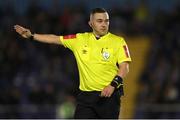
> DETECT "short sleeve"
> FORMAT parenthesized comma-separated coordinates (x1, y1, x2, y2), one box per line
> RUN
(117, 38, 132, 64)
(59, 34, 78, 51)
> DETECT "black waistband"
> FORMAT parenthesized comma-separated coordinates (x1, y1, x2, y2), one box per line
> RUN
(79, 90, 101, 95)
(79, 89, 120, 96)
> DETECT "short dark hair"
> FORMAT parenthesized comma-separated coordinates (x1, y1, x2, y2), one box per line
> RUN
(90, 8, 107, 15)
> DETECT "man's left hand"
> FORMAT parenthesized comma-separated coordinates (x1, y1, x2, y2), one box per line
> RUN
(100, 85, 115, 97)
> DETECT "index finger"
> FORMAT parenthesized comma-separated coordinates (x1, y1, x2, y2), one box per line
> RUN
(14, 25, 23, 30)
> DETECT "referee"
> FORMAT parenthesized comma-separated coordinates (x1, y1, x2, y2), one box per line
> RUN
(14, 8, 131, 119)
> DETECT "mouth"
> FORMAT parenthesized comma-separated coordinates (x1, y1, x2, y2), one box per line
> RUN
(100, 29, 106, 31)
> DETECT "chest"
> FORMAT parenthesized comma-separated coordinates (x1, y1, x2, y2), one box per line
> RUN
(75, 39, 118, 63)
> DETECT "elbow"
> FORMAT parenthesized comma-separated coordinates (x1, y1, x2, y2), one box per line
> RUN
(126, 63, 130, 74)
(122, 62, 130, 74)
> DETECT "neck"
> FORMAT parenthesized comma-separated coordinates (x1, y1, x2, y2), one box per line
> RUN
(93, 32, 108, 38)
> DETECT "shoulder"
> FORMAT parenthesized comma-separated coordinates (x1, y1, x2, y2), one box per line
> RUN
(77, 32, 92, 38)
(75, 32, 93, 42)
(108, 33, 125, 42)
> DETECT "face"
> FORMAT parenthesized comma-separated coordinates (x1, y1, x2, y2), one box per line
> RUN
(89, 12, 109, 37)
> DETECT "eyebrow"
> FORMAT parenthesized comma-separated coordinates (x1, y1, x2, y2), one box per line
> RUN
(96, 19, 109, 21)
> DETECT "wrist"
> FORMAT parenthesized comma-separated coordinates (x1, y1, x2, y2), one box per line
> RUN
(29, 33, 34, 40)
(110, 81, 118, 88)
(110, 75, 123, 89)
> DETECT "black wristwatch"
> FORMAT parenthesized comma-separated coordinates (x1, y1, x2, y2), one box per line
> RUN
(29, 34, 34, 40)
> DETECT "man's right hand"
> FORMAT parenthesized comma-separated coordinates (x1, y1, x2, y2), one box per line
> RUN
(14, 25, 32, 39)
(14, 24, 61, 45)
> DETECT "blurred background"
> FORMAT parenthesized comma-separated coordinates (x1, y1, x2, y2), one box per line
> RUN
(0, 0, 179, 119)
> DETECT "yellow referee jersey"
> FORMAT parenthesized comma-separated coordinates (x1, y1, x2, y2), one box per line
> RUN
(60, 32, 131, 91)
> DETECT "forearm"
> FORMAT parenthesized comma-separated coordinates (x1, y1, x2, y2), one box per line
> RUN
(117, 62, 129, 78)
(110, 62, 129, 88)
(14, 25, 61, 45)
(108, 62, 129, 96)
(33, 33, 60, 45)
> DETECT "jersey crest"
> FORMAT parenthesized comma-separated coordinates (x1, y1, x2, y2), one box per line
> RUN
(101, 48, 111, 61)
(102, 51, 110, 60)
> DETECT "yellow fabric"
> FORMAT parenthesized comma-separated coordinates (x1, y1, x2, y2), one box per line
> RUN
(60, 32, 131, 91)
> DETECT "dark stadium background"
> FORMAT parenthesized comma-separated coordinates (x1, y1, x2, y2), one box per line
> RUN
(0, 0, 179, 119)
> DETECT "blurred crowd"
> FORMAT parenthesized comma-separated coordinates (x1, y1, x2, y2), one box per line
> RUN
(0, 0, 179, 119)
(134, 4, 180, 119)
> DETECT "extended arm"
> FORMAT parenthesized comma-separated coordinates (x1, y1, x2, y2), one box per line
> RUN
(14, 25, 62, 45)
(101, 62, 130, 97)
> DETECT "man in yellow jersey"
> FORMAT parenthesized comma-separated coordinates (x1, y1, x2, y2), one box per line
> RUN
(14, 8, 131, 119)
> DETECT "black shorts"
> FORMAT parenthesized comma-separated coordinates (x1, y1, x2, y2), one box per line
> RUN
(74, 90, 121, 119)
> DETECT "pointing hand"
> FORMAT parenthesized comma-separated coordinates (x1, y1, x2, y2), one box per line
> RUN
(14, 25, 32, 39)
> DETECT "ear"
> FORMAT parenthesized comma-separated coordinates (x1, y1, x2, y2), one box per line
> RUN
(88, 21, 92, 27)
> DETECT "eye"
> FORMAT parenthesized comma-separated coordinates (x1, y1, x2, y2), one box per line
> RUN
(97, 19, 103, 23)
